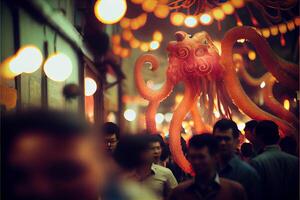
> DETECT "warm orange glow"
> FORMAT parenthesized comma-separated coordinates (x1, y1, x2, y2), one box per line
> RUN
(278, 24, 287, 34)
(129, 38, 140, 48)
(261, 28, 270, 38)
(94, 0, 127, 24)
(112, 45, 122, 55)
(150, 41, 160, 50)
(287, 21, 295, 31)
(199, 13, 212, 25)
(120, 48, 130, 58)
(130, 19, 140, 30)
(212, 8, 225, 21)
(142, 0, 158, 12)
(153, 30, 163, 42)
(270, 26, 279, 36)
(111, 35, 121, 44)
(248, 50, 256, 60)
(0, 56, 19, 79)
(295, 17, 300, 26)
(231, 0, 244, 8)
(122, 29, 133, 41)
(120, 18, 130, 28)
(184, 15, 197, 28)
(283, 99, 290, 110)
(140, 42, 149, 52)
(131, 0, 144, 4)
(170, 12, 185, 26)
(154, 4, 169, 19)
(137, 13, 148, 26)
(221, 2, 235, 15)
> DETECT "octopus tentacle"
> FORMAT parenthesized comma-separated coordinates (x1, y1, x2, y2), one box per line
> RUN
(238, 66, 271, 87)
(169, 82, 197, 174)
(262, 75, 299, 126)
(146, 101, 161, 133)
(221, 28, 296, 135)
(221, 26, 298, 90)
(134, 54, 174, 101)
(190, 101, 209, 133)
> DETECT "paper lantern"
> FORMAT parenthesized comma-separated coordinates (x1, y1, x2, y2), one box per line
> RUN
(294, 17, 300, 26)
(261, 28, 270, 38)
(142, 0, 158, 12)
(122, 29, 133, 41)
(212, 8, 225, 21)
(120, 18, 130, 28)
(154, 4, 169, 19)
(170, 12, 185, 26)
(221, 2, 234, 15)
(270, 26, 279, 36)
(153, 30, 163, 42)
(199, 13, 213, 25)
(44, 53, 73, 82)
(129, 38, 141, 48)
(94, 0, 127, 24)
(130, 19, 140, 30)
(231, 0, 244, 8)
(287, 21, 295, 31)
(278, 24, 287, 34)
(184, 15, 197, 28)
(137, 13, 148, 27)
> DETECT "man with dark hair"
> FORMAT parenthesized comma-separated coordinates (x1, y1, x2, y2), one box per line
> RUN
(169, 134, 247, 200)
(2, 109, 107, 200)
(149, 134, 164, 165)
(244, 120, 260, 154)
(240, 143, 254, 163)
(115, 134, 177, 200)
(250, 120, 299, 200)
(213, 119, 261, 200)
(102, 122, 120, 153)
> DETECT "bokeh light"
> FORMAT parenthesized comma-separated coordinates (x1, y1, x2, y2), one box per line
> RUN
(85, 77, 97, 96)
(44, 53, 73, 82)
(124, 109, 137, 121)
(199, 13, 212, 25)
(155, 113, 164, 124)
(94, 0, 127, 24)
(150, 41, 160, 50)
(283, 99, 290, 110)
(248, 50, 256, 60)
(212, 8, 225, 21)
(154, 4, 169, 19)
(153, 30, 163, 42)
(164, 113, 173, 122)
(260, 81, 266, 88)
(170, 12, 185, 26)
(184, 15, 197, 28)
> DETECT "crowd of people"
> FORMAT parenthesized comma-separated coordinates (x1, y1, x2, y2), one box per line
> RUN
(1, 109, 299, 200)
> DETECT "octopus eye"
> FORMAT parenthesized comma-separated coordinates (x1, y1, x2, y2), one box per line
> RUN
(202, 39, 208, 45)
(176, 47, 190, 59)
(195, 48, 205, 57)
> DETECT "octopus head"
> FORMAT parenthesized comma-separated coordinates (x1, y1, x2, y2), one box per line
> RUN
(166, 31, 223, 84)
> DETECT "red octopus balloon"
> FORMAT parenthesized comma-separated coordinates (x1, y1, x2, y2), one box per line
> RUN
(134, 26, 299, 174)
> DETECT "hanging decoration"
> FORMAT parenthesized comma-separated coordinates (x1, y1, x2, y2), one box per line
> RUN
(94, 0, 127, 24)
(134, 27, 298, 174)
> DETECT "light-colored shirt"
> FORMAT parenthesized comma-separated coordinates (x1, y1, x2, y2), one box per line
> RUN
(140, 164, 178, 199)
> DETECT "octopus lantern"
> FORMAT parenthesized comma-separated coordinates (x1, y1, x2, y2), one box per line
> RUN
(134, 26, 299, 174)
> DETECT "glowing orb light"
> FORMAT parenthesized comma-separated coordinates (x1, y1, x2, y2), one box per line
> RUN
(94, 0, 127, 24)
(150, 41, 160, 50)
(124, 109, 136, 121)
(44, 53, 73, 82)
(260, 81, 266, 88)
(155, 113, 164, 124)
(248, 50, 256, 60)
(199, 13, 212, 25)
(283, 99, 290, 110)
(164, 113, 173, 122)
(153, 30, 163, 42)
(154, 4, 169, 19)
(184, 15, 197, 28)
(85, 77, 97, 96)
(170, 12, 185, 26)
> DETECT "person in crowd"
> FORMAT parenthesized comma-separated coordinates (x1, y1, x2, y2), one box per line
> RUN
(240, 143, 254, 163)
(279, 136, 298, 156)
(213, 119, 261, 200)
(2, 109, 107, 200)
(244, 120, 261, 154)
(250, 120, 299, 200)
(102, 122, 120, 154)
(149, 134, 164, 165)
(115, 134, 178, 200)
(168, 134, 247, 200)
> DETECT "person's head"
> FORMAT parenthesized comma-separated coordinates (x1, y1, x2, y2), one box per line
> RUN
(148, 134, 164, 164)
(102, 122, 120, 153)
(2, 109, 106, 200)
(114, 134, 153, 170)
(279, 136, 298, 156)
(241, 143, 254, 158)
(255, 120, 280, 147)
(213, 119, 240, 158)
(188, 134, 219, 177)
(244, 120, 258, 144)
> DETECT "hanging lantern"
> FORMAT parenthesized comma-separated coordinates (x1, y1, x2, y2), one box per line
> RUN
(278, 24, 287, 34)
(270, 26, 279, 36)
(44, 53, 73, 82)
(129, 38, 141, 48)
(122, 29, 133, 41)
(199, 13, 213, 25)
(94, 0, 127, 24)
(154, 4, 170, 19)
(184, 15, 198, 28)
(170, 12, 185, 26)
(294, 17, 300, 26)
(137, 13, 148, 27)
(221, 2, 235, 15)
(248, 50, 256, 60)
(212, 8, 225, 21)
(142, 0, 158, 12)
(153, 30, 163, 42)
(261, 28, 270, 38)
(130, 19, 140, 30)
(231, 0, 244, 8)
(120, 18, 130, 28)
(287, 21, 295, 31)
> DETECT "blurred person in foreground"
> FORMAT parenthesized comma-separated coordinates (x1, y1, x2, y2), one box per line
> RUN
(213, 119, 261, 200)
(115, 134, 178, 200)
(168, 134, 247, 200)
(240, 143, 254, 163)
(250, 120, 299, 200)
(2, 109, 107, 200)
(102, 122, 120, 154)
(279, 136, 298, 156)
(244, 120, 261, 154)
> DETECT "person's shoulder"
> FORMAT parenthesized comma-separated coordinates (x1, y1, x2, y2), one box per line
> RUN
(172, 180, 194, 191)
(234, 157, 258, 175)
(152, 164, 174, 175)
(220, 178, 244, 191)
